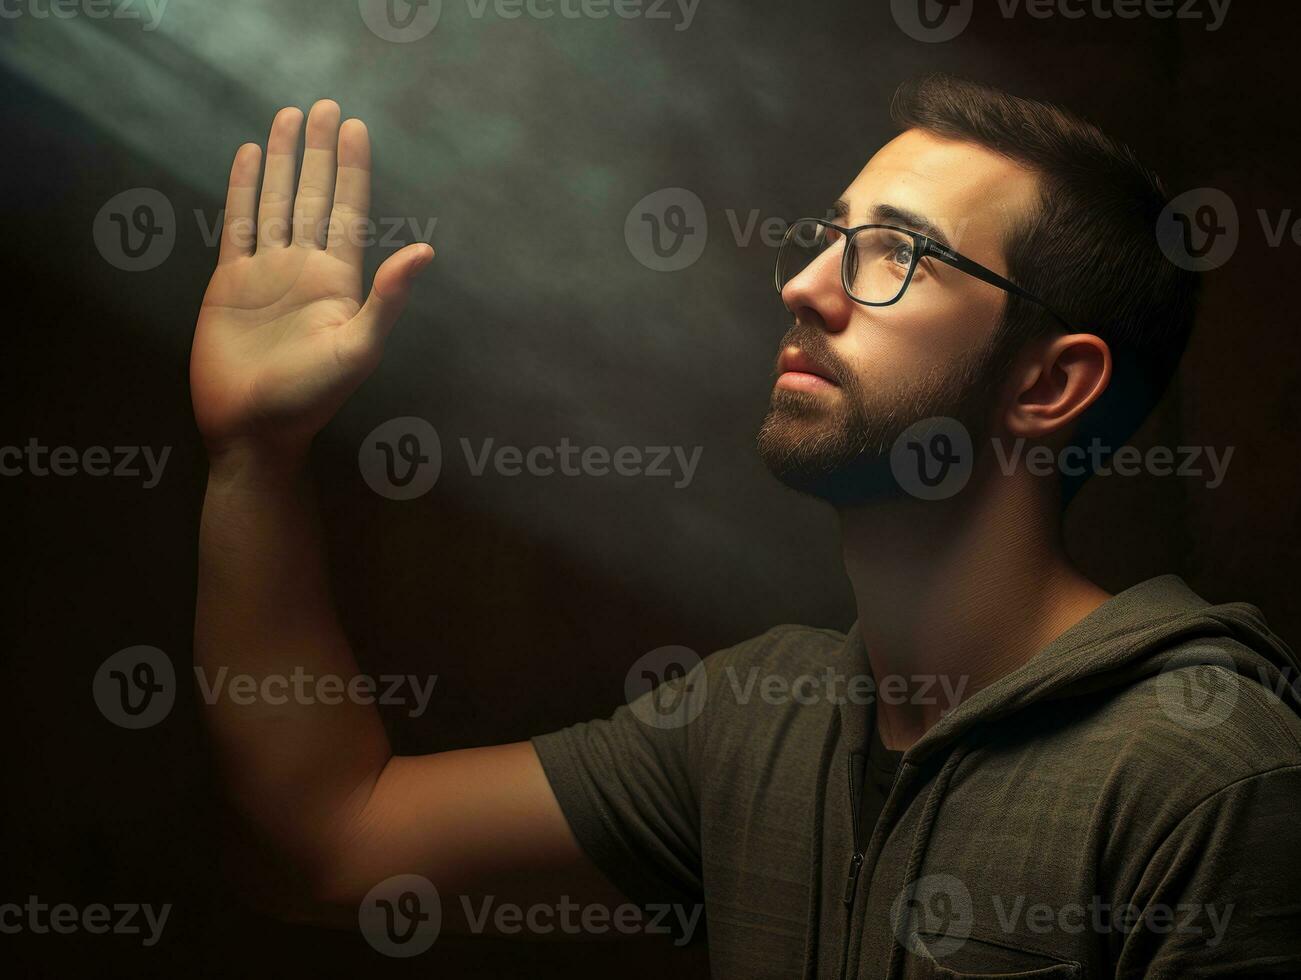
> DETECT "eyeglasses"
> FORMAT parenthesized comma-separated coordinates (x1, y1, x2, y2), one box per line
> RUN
(775, 218, 1072, 329)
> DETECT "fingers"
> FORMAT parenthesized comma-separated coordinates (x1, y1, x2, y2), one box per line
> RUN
(326, 118, 372, 270)
(349, 243, 435, 349)
(256, 107, 303, 249)
(292, 100, 341, 249)
(218, 142, 261, 264)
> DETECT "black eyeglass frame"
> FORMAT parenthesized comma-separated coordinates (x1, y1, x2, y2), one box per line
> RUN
(776, 218, 1073, 330)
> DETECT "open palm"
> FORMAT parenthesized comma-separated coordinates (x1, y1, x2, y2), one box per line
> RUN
(191, 100, 433, 459)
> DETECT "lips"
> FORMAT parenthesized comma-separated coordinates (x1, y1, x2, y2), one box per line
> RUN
(777, 347, 841, 386)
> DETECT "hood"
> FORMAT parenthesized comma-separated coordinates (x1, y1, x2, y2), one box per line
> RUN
(837, 573, 1301, 765)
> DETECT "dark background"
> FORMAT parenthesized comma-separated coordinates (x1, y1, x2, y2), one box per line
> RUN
(4, 0, 1299, 975)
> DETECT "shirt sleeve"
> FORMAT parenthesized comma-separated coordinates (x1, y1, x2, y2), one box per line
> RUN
(530, 654, 709, 919)
(1116, 764, 1301, 978)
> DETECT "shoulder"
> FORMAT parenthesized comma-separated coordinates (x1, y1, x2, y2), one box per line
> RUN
(695, 623, 853, 722)
(1101, 639, 1301, 779)
(1069, 638, 1301, 858)
(685, 624, 849, 767)
(701, 622, 849, 679)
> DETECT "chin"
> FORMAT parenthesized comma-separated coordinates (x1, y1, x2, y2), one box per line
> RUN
(756, 400, 898, 506)
(760, 448, 902, 506)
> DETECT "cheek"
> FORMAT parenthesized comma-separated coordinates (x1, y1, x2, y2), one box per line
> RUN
(841, 293, 996, 382)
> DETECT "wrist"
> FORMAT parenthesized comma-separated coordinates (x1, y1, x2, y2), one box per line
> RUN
(205, 438, 311, 491)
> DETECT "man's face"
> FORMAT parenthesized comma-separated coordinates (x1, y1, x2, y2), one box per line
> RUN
(757, 128, 1043, 504)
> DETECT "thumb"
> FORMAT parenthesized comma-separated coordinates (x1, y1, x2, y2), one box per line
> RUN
(354, 242, 434, 343)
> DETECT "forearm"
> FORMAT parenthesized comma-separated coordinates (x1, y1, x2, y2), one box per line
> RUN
(195, 446, 390, 885)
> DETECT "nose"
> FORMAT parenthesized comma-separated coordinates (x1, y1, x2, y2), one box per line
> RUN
(779, 238, 854, 335)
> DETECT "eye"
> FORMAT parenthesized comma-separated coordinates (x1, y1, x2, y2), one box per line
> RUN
(887, 240, 914, 267)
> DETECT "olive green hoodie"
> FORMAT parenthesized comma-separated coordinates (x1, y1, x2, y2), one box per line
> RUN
(533, 575, 1301, 978)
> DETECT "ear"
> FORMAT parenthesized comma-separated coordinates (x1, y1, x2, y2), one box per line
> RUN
(1002, 332, 1112, 439)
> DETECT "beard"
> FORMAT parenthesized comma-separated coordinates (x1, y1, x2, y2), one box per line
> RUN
(756, 322, 1012, 506)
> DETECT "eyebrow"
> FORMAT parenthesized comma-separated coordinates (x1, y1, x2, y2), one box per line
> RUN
(831, 198, 954, 250)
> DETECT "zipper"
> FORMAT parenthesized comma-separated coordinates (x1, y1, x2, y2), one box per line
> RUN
(841, 852, 864, 904)
(839, 754, 907, 980)
(838, 751, 866, 980)
(842, 751, 865, 906)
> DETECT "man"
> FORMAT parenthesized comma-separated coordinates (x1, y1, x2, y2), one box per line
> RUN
(190, 75, 1301, 977)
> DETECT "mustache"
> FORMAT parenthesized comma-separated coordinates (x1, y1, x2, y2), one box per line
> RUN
(776, 322, 850, 387)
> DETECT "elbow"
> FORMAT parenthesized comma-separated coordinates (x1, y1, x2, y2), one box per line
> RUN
(218, 838, 365, 930)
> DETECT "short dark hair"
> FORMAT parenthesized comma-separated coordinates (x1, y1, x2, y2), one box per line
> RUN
(891, 74, 1201, 501)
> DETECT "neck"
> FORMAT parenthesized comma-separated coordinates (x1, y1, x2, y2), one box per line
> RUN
(838, 471, 1110, 752)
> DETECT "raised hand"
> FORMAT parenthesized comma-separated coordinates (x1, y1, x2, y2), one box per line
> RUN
(190, 99, 433, 464)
